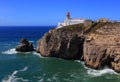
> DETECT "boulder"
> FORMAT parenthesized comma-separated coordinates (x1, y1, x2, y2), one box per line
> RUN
(16, 38, 34, 52)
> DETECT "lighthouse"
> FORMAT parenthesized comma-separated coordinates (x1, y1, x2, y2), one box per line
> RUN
(57, 12, 86, 28)
(65, 12, 70, 25)
(66, 12, 70, 20)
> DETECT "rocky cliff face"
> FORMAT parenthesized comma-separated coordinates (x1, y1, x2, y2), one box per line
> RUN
(84, 22, 120, 72)
(37, 22, 120, 73)
(36, 26, 85, 60)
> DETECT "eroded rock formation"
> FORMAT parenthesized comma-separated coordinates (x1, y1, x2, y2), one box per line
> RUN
(36, 28, 84, 60)
(84, 22, 120, 71)
(16, 38, 34, 52)
(37, 22, 120, 73)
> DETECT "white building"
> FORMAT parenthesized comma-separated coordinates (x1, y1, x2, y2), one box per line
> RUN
(58, 12, 86, 28)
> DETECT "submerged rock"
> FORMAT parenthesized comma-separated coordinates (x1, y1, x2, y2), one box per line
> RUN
(16, 38, 34, 52)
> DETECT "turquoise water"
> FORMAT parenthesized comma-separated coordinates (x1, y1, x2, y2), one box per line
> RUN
(0, 26, 120, 82)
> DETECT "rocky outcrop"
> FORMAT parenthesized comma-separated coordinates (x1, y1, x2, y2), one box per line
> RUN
(84, 44, 111, 69)
(84, 22, 120, 71)
(36, 28, 84, 60)
(37, 22, 120, 73)
(16, 38, 34, 52)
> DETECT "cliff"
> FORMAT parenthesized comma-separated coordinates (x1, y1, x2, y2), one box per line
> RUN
(36, 24, 85, 60)
(36, 22, 120, 73)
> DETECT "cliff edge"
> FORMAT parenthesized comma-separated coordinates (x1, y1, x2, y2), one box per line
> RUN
(36, 22, 120, 73)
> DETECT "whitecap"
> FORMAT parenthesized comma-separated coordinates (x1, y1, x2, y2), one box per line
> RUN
(47, 78, 52, 82)
(75, 60, 81, 63)
(19, 66, 28, 72)
(38, 78, 44, 82)
(2, 48, 17, 55)
(86, 67, 118, 77)
(63, 78, 73, 82)
(2, 66, 28, 82)
(2, 48, 36, 55)
(74, 60, 85, 65)
(2, 77, 28, 82)
(29, 41, 34, 43)
(33, 52, 45, 58)
(76, 61, 120, 77)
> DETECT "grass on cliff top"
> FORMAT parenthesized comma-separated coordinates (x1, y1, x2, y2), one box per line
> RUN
(57, 22, 120, 33)
(89, 22, 107, 33)
(58, 23, 91, 32)
(62, 24, 84, 31)
(89, 22, 120, 33)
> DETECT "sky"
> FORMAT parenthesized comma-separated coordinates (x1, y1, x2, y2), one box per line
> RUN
(0, 0, 120, 26)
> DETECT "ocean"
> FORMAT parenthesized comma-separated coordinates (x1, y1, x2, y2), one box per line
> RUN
(0, 26, 120, 82)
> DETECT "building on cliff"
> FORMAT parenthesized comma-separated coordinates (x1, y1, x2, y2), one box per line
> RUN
(58, 12, 86, 28)
(97, 18, 109, 23)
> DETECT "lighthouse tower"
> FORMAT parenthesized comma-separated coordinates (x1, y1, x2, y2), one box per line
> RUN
(65, 12, 70, 26)
(66, 12, 70, 20)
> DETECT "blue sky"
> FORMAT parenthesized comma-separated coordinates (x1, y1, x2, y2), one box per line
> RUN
(0, 0, 120, 26)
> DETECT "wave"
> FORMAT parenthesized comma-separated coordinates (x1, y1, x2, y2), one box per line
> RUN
(33, 52, 45, 58)
(75, 60, 81, 63)
(2, 48, 17, 55)
(29, 41, 34, 43)
(86, 67, 118, 77)
(83, 64, 120, 77)
(75, 60, 85, 65)
(2, 66, 28, 82)
(2, 48, 35, 55)
(75, 60, 120, 77)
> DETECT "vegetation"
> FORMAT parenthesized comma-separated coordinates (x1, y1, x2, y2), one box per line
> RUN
(89, 22, 107, 33)
(57, 21, 120, 34)
(61, 23, 84, 31)
(58, 23, 91, 32)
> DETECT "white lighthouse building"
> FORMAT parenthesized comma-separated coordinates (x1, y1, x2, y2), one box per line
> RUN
(58, 12, 86, 27)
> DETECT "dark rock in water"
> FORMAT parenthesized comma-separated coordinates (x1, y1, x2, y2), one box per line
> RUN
(16, 38, 34, 52)
(20, 38, 29, 45)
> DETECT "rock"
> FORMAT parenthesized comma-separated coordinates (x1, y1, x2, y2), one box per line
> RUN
(83, 20, 93, 27)
(83, 22, 120, 71)
(36, 29, 84, 60)
(110, 49, 120, 73)
(84, 43, 111, 69)
(16, 38, 34, 52)
(37, 22, 120, 73)
(20, 38, 29, 45)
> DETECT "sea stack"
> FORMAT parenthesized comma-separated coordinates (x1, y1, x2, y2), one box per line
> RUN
(16, 38, 34, 52)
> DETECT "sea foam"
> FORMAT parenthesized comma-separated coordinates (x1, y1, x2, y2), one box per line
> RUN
(2, 66, 28, 82)
(2, 48, 35, 55)
(87, 67, 117, 77)
(33, 52, 45, 58)
(83, 65, 120, 77)
(2, 48, 17, 55)
(75, 60, 120, 77)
